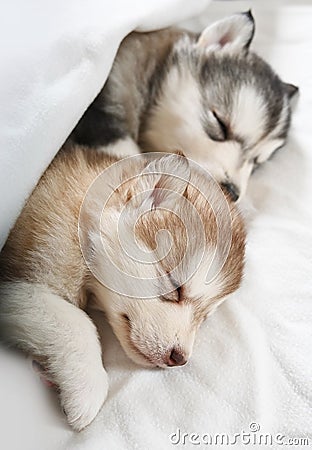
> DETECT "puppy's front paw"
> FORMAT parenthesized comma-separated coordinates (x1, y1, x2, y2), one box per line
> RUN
(60, 368, 109, 432)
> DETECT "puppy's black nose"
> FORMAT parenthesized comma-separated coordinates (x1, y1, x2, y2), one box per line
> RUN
(221, 182, 240, 202)
(167, 348, 187, 367)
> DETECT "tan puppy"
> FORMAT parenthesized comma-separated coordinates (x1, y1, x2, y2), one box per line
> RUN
(0, 144, 245, 430)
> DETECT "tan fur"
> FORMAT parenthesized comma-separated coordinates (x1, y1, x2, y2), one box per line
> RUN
(0, 147, 245, 334)
(0, 146, 117, 307)
(0, 144, 245, 430)
(135, 181, 245, 307)
(0, 143, 245, 333)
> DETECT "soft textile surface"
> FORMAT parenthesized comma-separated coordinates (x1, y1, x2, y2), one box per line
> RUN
(1, 1, 311, 449)
(0, 0, 210, 250)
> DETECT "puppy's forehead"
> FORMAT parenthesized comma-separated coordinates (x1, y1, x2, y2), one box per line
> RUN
(231, 85, 267, 146)
(199, 52, 287, 145)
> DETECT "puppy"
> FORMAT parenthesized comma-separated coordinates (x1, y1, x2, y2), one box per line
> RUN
(0, 145, 245, 430)
(72, 11, 298, 202)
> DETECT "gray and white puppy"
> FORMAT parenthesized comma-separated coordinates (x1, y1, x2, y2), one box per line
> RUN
(72, 11, 298, 201)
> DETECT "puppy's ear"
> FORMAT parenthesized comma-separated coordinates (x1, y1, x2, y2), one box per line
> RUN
(197, 11, 255, 54)
(131, 153, 190, 211)
(283, 82, 299, 100)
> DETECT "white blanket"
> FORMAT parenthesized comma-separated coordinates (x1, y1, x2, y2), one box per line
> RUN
(0, 0, 210, 250)
(1, 1, 311, 449)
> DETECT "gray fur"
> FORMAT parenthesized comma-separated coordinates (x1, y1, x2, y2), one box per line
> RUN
(71, 13, 297, 199)
(73, 29, 185, 146)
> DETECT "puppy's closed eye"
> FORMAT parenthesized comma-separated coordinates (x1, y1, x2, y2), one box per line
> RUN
(212, 111, 228, 141)
(204, 111, 229, 142)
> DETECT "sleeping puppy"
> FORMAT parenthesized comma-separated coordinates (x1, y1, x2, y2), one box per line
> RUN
(72, 11, 298, 201)
(0, 146, 245, 430)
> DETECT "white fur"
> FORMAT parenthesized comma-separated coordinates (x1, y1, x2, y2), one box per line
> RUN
(0, 282, 108, 431)
(249, 96, 289, 164)
(98, 136, 140, 158)
(197, 13, 254, 54)
(89, 246, 224, 368)
(92, 280, 198, 368)
(142, 66, 205, 154)
(252, 138, 284, 165)
(232, 85, 267, 147)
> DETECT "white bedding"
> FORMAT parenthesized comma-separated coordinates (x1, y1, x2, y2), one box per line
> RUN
(1, 1, 311, 449)
(0, 0, 210, 250)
